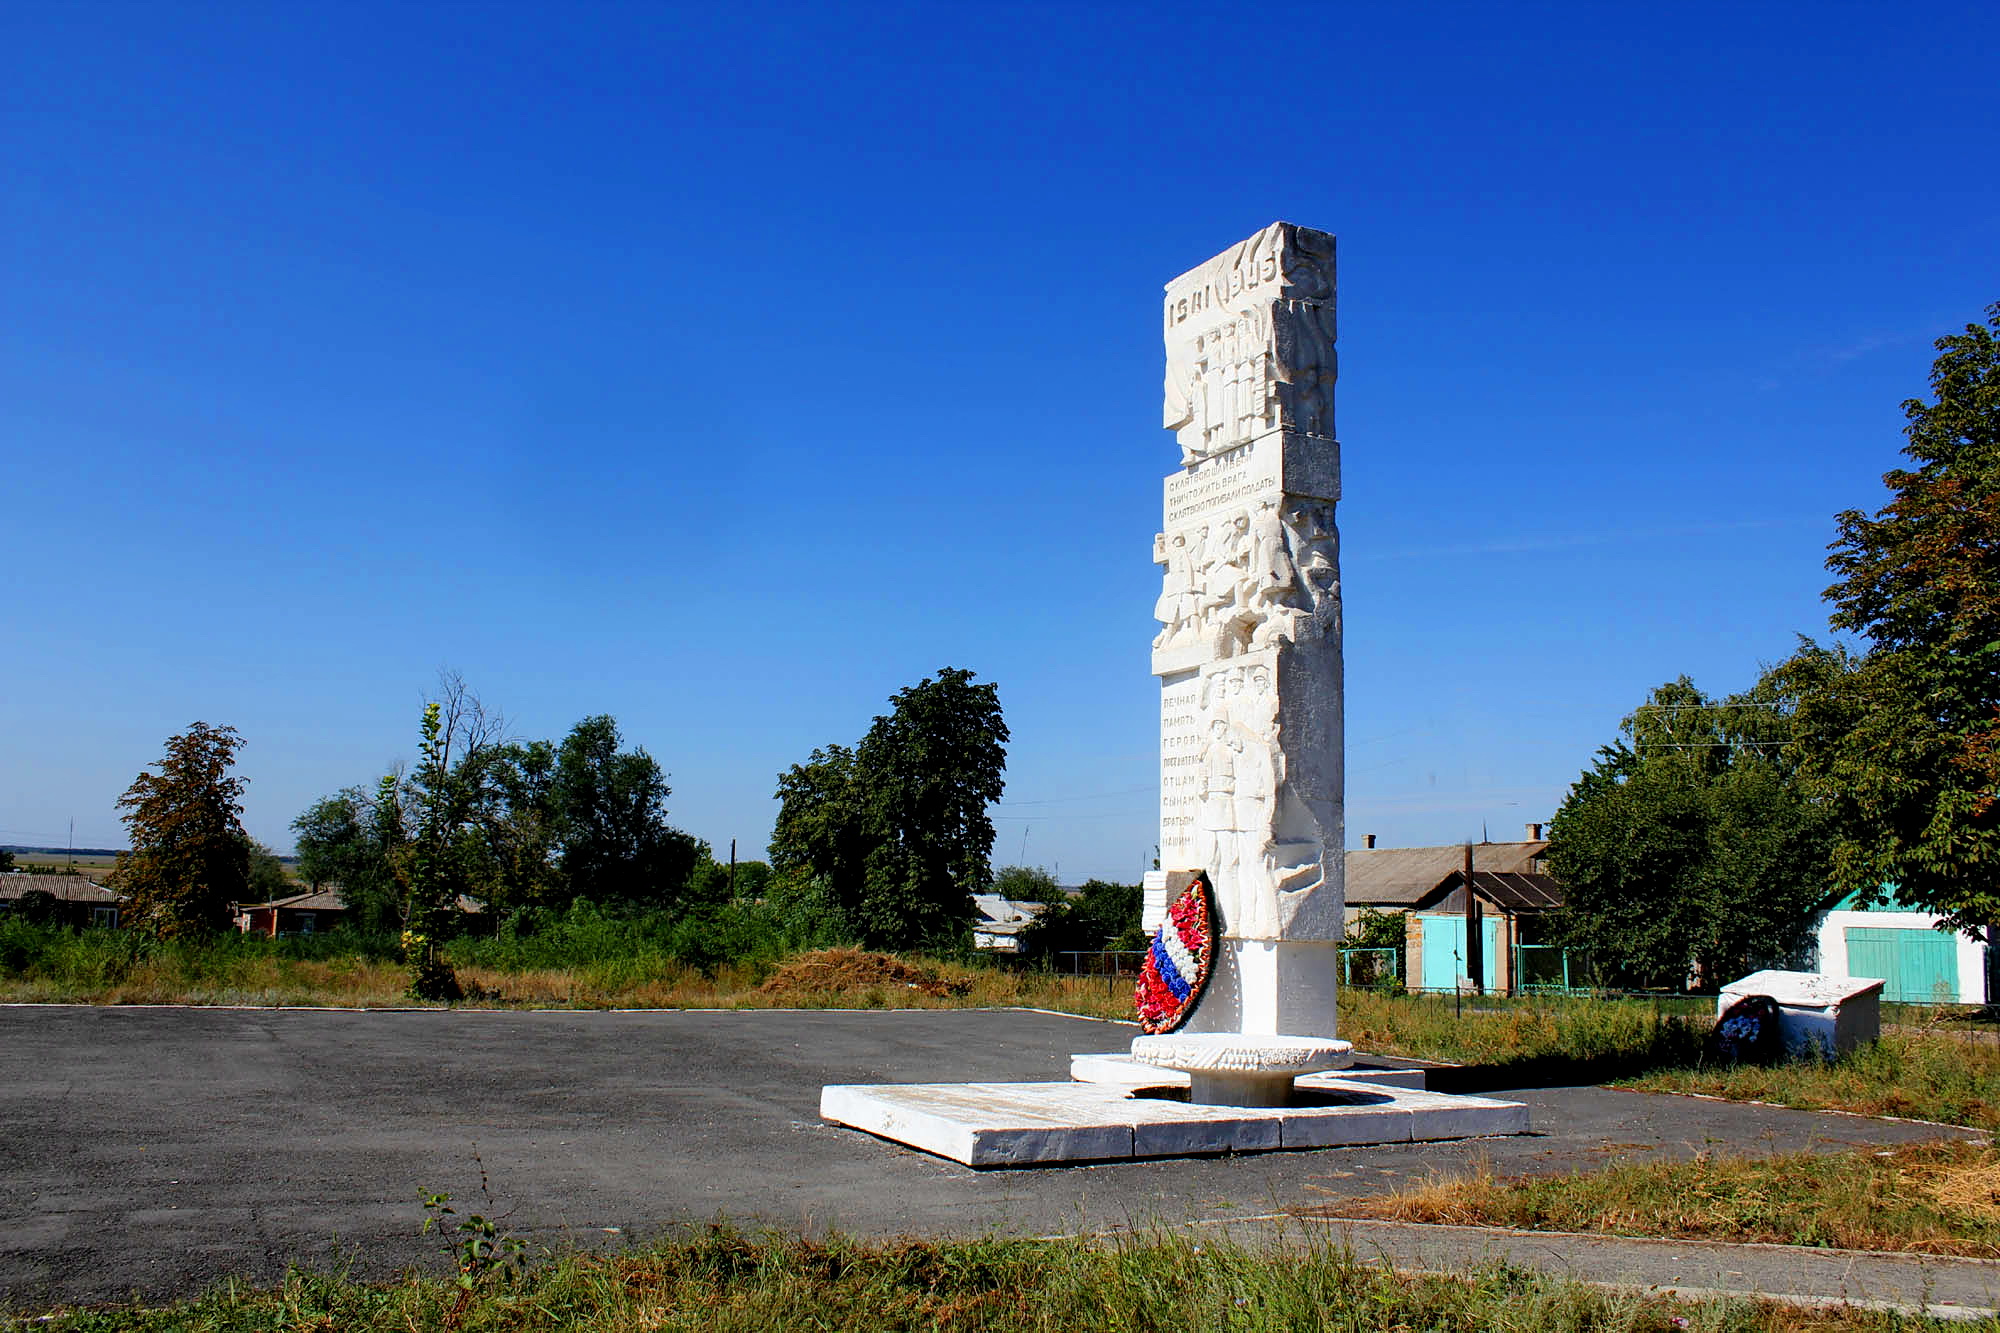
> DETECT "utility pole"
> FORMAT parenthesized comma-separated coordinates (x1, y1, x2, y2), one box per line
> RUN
(728, 839, 737, 898)
(1463, 841, 1483, 996)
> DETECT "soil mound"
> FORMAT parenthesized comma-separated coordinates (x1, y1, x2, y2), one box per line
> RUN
(760, 948, 971, 998)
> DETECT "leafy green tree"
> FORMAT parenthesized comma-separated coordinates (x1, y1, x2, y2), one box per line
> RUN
(1548, 676, 1829, 989)
(291, 786, 405, 930)
(13, 888, 60, 925)
(687, 853, 771, 908)
(770, 668, 1009, 952)
(1021, 878, 1143, 957)
(1786, 302, 2000, 931)
(547, 715, 700, 906)
(770, 743, 870, 938)
(110, 722, 250, 937)
(1340, 907, 1407, 951)
(990, 865, 1061, 904)
(243, 839, 292, 901)
(0, 849, 14, 874)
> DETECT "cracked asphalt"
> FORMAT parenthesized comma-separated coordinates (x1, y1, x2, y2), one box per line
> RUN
(0, 1005, 1980, 1310)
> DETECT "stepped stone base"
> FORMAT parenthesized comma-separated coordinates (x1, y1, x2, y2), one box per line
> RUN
(819, 1077, 1528, 1168)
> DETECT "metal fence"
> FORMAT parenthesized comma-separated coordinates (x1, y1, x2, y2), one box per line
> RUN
(1338, 946, 1400, 989)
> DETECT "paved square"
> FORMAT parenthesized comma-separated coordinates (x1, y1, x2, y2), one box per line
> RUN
(0, 1006, 1977, 1308)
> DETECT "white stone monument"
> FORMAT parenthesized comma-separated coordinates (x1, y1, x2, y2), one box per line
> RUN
(817, 224, 1528, 1164)
(1146, 221, 1345, 1043)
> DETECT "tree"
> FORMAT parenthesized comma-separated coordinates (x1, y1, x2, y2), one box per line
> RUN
(0, 849, 14, 874)
(1547, 676, 1829, 989)
(395, 674, 510, 998)
(13, 889, 59, 925)
(291, 786, 405, 930)
(769, 668, 1009, 952)
(547, 715, 701, 906)
(1787, 303, 2000, 931)
(990, 865, 1061, 904)
(770, 743, 870, 938)
(110, 722, 250, 937)
(243, 839, 292, 902)
(1021, 878, 1144, 957)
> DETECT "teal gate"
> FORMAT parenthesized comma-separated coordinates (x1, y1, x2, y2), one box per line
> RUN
(1845, 926, 1959, 1004)
(1420, 915, 1498, 991)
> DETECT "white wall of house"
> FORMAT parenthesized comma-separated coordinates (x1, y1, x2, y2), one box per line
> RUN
(1813, 908, 1987, 1004)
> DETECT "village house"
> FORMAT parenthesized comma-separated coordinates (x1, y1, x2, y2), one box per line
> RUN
(0, 873, 125, 928)
(1342, 829, 1568, 994)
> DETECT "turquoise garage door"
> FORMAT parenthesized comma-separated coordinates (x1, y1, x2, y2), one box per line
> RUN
(1421, 916, 1499, 991)
(1845, 926, 1959, 1004)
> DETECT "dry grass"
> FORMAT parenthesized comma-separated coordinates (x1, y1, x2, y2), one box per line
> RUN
(0, 938, 1139, 1019)
(1323, 1141, 2000, 1257)
(760, 947, 972, 997)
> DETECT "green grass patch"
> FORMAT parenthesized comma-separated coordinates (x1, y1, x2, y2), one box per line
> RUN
(1624, 1031, 2000, 1130)
(1326, 1140, 2000, 1258)
(1, 1227, 1952, 1332)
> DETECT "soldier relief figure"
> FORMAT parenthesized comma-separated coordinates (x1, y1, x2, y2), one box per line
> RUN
(1152, 499, 1337, 660)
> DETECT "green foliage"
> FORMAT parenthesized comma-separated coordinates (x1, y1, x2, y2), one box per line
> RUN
(688, 853, 772, 908)
(1785, 302, 2000, 930)
(15, 1224, 1883, 1333)
(290, 787, 404, 930)
(0, 914, 402, 997)
(398, 697, 490, 1001)
(1341, 906, 1407, 950)
(295, 686, 708, 929)
(770, 668, 1009, 953)
(990, 864, 1061, 904)
(0, 848, 13, 873)
(11, 888, 61, 925)
(1547, 674, 1829, 989)
(110, 722, 250, 938)
(241, 839, 291, 901)
(419, 1191, 529, 1290)
(1021, 879, 1145, 957)
(546, 714, 702, 907)
(1634, 1027, 2000, 1131)
(449, 897, 803, 977)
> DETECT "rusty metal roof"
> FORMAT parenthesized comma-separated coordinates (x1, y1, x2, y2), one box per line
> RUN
(1413, 870, 1566, 915)
(239, 889, 347, 913)
(1343, 842, 1549, 905)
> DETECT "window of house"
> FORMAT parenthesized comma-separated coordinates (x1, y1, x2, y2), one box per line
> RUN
(92, 907, 119, 929)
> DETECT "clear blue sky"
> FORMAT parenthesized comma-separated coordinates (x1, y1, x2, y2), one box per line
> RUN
(4, 3, 1995, 881)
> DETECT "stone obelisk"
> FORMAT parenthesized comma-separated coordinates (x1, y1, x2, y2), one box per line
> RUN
(1149, 222, 1343, 1041)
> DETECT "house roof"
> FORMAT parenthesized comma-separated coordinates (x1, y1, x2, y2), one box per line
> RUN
(1412, 870, 1566, 915)
(0, 874, 123, 905)
(240, 889, 347, 913)
(972, 893, 1047, 926)
(1343, 842, 1549, 905)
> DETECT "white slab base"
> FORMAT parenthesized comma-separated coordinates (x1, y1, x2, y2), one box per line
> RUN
(1069, 1051, 1428, 1091)
(819, 1078, 1529, 1168)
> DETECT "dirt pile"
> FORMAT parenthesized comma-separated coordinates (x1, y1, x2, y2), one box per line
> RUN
(760, 949, 971, 998)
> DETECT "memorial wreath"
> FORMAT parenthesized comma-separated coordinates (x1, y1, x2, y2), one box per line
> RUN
(1135, 872, 1215, 1034)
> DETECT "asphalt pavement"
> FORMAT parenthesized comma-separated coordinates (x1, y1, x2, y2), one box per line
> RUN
(0, 1005, 1985, 1311)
